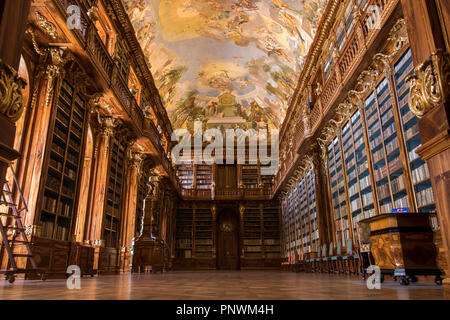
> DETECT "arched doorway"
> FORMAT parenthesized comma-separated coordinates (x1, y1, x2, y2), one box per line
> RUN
(216, 207, 240, 270)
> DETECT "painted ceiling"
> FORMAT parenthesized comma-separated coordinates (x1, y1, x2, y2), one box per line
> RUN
(123, 0, 327, 131)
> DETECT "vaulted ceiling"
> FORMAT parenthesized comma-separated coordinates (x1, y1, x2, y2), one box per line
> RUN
(123, 0, 326, 132)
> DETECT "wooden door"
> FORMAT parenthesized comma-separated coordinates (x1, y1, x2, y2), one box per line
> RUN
(216, 165, 237, 190)
(217, 209, 239, 270)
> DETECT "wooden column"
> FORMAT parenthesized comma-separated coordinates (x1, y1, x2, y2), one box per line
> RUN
(84, 115, 118, 269)
(401, 0, 450, 295)
(119, 151, 144, 272)
(18, 58, 66, 231)
(0, 0, 31, 191)
(313, 149, 333, 248)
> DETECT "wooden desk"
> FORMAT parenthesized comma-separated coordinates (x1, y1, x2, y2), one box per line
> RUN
(361, 213, 442, 285)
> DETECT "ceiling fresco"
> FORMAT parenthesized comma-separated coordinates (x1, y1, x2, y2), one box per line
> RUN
(123, 0, 327, 132)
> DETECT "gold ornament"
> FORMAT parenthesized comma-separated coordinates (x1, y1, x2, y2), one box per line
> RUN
(0, 59, 27, 122)
(407, 50, 450, 118)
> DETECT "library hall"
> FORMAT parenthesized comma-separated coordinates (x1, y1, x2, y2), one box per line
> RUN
(0, 0, 450, 303)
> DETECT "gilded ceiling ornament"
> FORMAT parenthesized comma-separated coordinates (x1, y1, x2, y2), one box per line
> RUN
(36, 12, 58, 40)
(0, 59, 27, 122)
(406, 50, 450, 118)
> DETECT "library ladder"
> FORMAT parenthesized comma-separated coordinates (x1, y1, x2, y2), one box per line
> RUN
(0, 165, 44, 283)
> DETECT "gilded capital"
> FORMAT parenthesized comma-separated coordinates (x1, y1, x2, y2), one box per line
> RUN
(407, 50, 450, 118)
(0, 59, 27, 122)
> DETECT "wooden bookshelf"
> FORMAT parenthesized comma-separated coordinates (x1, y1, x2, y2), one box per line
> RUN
(241, 165, 259, 188)
(243, 206, 262, 258)
(175, 207, 193, 259)
(103, 138, 125, 249)
(263, 206, 280, 259)
(195, 164, 213, 190)
(321, 47, 438, 247)
(194, 208, 213, 258)
(393, 48, 436, 213)
(341, 110, 376, 237)
(38, 79, 87, 242)
(178, 162, 194, 189)
(327, 137, 350, 244)
(306, 169, 319, 250)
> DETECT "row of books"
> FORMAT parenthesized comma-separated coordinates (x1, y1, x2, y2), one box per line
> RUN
(49, 158, 63, 171)
(408, 147, 420, 162)
(394, 196, 409, 209)
(65, 167, 77, 179)
(68, 138, 81, 152)
(46, 175, 60, 191)
(55, 224, 70, 241)
(245, 246, 262, 252)
(412, 164, 430, 184)
(391, 174, 406, 194)
(348, 184, 358, 198)
(335, 218, 350, 231)
(40, 221, 55, 238)
(52, 143, 65, 157)
(56, 112, 69, 127)
(373, 147, 384, 164)
(43, 196, 57, 213)
(195, 239, 212, 245)
(350, 199, 360, 213)
(62, 184, 74, 198)
(57, 201, 71, 217)
(402, 109, 416, 125)
(362, 192, 374, 207)
(54, 126, 68, 141)
(385, 137, 400, 155)
(377, 182, 390, 200)
(67, 151, 78, 165)
(416, 187, 435, 207)
(383, 121, 397, 140)
(404, 123, 420, 141)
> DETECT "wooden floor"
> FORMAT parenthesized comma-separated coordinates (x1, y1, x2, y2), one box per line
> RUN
(0, 271, 443, 300)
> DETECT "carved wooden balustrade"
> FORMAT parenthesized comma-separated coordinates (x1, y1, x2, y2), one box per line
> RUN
(180, 186, 272, 201)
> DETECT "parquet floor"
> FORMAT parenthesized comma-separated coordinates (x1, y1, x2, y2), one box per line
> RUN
(0, 271, 443, 300)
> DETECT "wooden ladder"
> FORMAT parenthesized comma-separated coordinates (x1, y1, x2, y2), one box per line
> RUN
(0, 165, 43, 283)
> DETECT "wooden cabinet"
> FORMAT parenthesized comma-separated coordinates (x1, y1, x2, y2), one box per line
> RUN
(98, 247, 119, 274)
(362, 213, 442, 284)
(69, 243, 95, 277)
